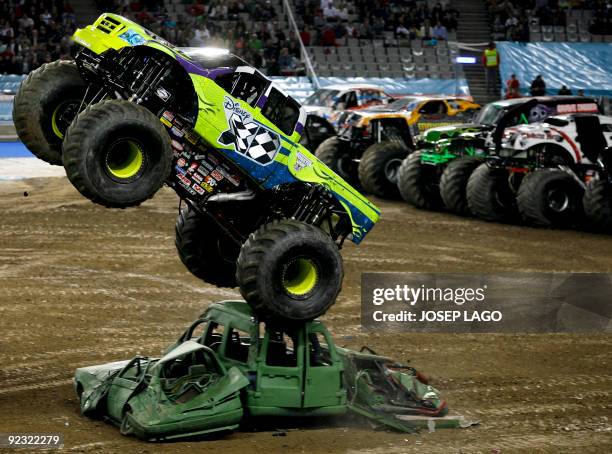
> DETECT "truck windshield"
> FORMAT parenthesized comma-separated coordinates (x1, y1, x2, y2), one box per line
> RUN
(304, 89, 340, 106)
(261, 87, 300, 135)
(387, 97, 418, 111)
(474, 103, 505, 125)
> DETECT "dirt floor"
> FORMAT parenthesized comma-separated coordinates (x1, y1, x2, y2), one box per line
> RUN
(0, 177, 611, 453)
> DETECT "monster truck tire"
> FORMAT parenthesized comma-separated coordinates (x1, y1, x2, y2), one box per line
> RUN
(517, 169, 584, 227)
(467, 163, 517, 222)
(63, 99, 172, 208)
(583, 179, 612, 229)
(358, 141, 410, 198)
(315, 136, 355, 182)
(236, 219, 343, 322)
(397, 152, 442, 209)
(175, 207, 239, 287)
(13, 60, 86, 165)
(439, 156, 483, 215)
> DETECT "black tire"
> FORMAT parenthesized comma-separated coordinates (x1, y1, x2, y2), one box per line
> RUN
(439, 156, 483, 215)
(358, 141, 410, 198)
(13, 60, 86, 165)
(517, 169, 584, 227)
(175, 207, 239, 287)
(583, 178, 612, 229)
(315, 136, 355, 182)
(302, 115, 336, 152)
(397, 152, 443, 209)
(467, 163, 517, 222)
(63, 99, 173, 208)
(236, 219, 343, 321)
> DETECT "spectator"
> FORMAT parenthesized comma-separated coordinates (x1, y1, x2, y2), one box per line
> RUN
(278, 47, 297, 74)
(530, 75, 546, 96)
(558, 85, 572, 95)
(505, 73, 521, 98)
(432, 22, 447, 40)
(482, 42, 500, 95)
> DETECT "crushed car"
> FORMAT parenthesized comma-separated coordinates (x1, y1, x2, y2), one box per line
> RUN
(12, 13, 381, 322)
(315, 96, 480, 198)
(75, 301, 470, 441)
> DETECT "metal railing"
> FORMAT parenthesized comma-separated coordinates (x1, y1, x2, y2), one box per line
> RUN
(281, 0, 320, 89)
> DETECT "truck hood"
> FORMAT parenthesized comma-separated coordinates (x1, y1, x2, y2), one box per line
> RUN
(422, 123, 488, 142)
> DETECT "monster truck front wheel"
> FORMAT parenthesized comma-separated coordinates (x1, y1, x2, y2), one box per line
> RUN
(175, 207, 239, 287)
(236, 219, 343, 321)
(397, 152, 443, 209)
(467, 163, 517, 222)
(315, 136, 355, 182)
(13, 60, 86, 165)
(63, 100, 172, 208)
(517, 169, 584, 227)
(439, 156, 483, 215)
(583, 178, 612, 229)
(358, 141, 410, 198)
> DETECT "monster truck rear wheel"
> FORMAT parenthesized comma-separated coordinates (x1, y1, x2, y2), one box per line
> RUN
(517, 169, 584, 227)
(467, 163, 517, 222)
(358, 141, 410, 198)
(439, 156, 483, 215)
(63, 100, 172, 208)
(175, 207, 239, 287)
(315, 136, 355, 182)
(236, 219, 343, 321)
(397, 152, 443, 209)
(583, 178, 612, 229)
(13, 60, 86, 165)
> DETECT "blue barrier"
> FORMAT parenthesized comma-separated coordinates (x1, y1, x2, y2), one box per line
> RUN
(497, 42, 612, 97)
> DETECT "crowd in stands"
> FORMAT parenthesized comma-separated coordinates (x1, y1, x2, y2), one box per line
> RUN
(294, 0, 459, 44)
(98, 0, 307, 76)
(488, 0, 611, 41)
(0, 0, 77, 75)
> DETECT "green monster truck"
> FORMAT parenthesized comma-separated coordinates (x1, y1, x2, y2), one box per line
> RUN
(74, 300, 464, 441)
(12, 13, 380, 321)
(397, 96, 602, 214)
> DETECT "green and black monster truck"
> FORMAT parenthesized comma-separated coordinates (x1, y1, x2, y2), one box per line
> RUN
(397, 96, 602, 214)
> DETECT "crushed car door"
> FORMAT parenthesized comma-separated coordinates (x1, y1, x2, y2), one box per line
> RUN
(253, 328, 303, 408)
(106, 357, 148, 422)
(303, 323, 346, 408)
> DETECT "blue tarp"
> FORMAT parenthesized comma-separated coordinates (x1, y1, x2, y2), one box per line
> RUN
(270, 76, 470, 102)
(497, 42, 612, 97)
(0, 142, 31, 158)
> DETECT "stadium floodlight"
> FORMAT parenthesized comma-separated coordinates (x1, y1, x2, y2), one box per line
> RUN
(455, 56, 477, 64)
(180, 47, 230, 58)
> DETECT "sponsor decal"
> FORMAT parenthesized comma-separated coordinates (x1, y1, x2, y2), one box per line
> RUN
(177, 158, 186, 167)
(192, 173, 203, 183)
(162, 111, 174, 121)
(171, 140, 183, 151)
(160, 117, 172, 128)
(192, 183, 205, 195)
(218, 96, 281, 165)
(119, 30, 146, 46)
(156, 87, 171, 102)
(294, 152, 312, 172)
(177, 173, 191, 185)
(211, 170, 224, 181)
(171, 126, 184, 138)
